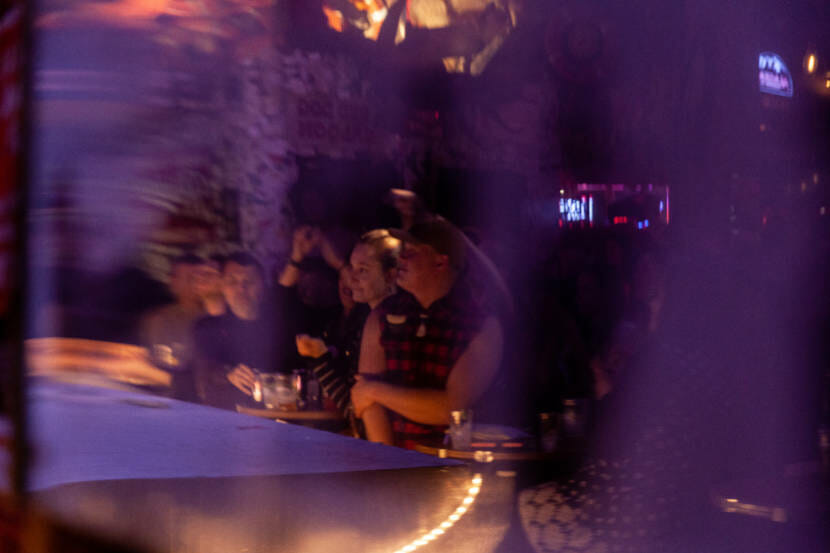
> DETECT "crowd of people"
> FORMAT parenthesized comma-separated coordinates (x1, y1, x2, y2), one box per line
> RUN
(127, 192, 513, 450)
(38, 183, 826, 471)
(27, 178, 830, 549)
(27, 184, 679, 453)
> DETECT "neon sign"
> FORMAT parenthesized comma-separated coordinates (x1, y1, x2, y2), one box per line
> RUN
(559, 196, 593, 223)
(759, 52, 793, 97)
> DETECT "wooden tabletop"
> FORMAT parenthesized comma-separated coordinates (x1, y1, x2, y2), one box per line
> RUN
(236, 404, 345, 421)
(413, 442, 556, 462)
(25, 337, 172, 388)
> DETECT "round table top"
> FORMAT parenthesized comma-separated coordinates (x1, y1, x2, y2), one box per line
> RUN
(236, 404, 345, 422)
(413, 442, 556, 462)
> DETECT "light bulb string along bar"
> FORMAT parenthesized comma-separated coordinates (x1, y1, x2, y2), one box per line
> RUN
(390, 474, 483, 553)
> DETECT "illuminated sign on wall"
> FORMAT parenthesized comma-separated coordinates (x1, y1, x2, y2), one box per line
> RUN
(759, 52, 793, 97)
(559, 196, 593, 223)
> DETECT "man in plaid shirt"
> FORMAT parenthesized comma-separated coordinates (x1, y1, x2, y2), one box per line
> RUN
(350, 217, 504, 449)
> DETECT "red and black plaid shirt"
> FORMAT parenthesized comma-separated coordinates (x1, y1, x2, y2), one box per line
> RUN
(378, 288, 486, 449)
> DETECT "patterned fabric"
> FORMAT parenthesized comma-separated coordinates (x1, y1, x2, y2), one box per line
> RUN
(378, 288, 486, 449)
(310, 303, 370, 415)
(518, 341, 734, 553)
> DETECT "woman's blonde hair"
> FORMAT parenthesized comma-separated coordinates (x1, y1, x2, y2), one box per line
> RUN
(357, 229, 401, 272)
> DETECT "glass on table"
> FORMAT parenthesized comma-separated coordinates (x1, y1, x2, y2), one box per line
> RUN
(449, 409, 473, 450)
(151, 344, 178, 369)
(257, 373, 296, 410)
(151, 342, 187, 372)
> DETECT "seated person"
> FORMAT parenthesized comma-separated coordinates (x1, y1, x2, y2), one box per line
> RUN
(191, 252, 291, 410)
(193, 254, 226, 316)
(296, 229, 401, 416)
(351, 217, 504, 449)
(139, 254, 210, 398)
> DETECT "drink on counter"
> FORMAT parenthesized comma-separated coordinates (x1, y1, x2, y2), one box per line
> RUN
(449, 409, 473, 450)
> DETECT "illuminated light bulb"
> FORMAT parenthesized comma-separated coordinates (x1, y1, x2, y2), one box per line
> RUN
(825, 80, 830, 88)
(472, 476, 482, 485)
(414, 539, 428, 546)
(422, 534, 437, 541)
(456, 506, 468, 514)
(807, 54, 817, 73)
(402, 546, 417, 552)
(449, 514, 461, 521)
(468, 487, 480, 495)
(463, 497, 474, 505)
(431, 529, 445, 536)
(440, 521, 453, 529)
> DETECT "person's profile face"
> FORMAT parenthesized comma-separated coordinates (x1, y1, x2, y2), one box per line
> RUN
(396, 242, 439, 294)
(349, 243, 391, 304)
(222, 262, 263, 320)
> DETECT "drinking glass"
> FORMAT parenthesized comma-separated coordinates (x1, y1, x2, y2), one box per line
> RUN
(274, 373, 297, 409)
(258, 373, 282, 409)
(449, 409, 473, 450)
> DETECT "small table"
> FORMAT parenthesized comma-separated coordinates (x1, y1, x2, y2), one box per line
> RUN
(413, 441, 556, 462)
(236, 404, 345, 423)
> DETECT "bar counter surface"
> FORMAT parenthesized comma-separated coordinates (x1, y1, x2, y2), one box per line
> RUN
(8, 378, 517, 553)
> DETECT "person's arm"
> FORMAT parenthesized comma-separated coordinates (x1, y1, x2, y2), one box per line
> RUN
(317, 230, 345, 272)
(353, 309, 393, 444)
(354, 378, 449, 425)
(277, 226, 317, 288)
(297, 334, 350, 414)
(354, 316, 504, 427)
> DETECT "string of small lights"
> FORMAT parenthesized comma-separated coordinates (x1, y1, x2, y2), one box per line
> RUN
(390, 474, 483, 553)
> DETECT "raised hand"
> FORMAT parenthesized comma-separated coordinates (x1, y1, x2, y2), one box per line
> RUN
(291, 225, 318, 262)
(295, 334, 329, 359)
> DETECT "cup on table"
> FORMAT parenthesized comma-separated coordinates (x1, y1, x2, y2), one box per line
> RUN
(274, 373, 298, 410)
(449, 409, 473, 450)
(152, 344, 179, 370)
(255, 373, 279, 409)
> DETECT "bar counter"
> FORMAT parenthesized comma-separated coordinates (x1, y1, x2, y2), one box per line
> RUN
(12, 378, 518, 553)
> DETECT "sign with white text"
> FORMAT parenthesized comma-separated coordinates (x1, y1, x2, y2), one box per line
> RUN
(759, 52, 793, 98)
